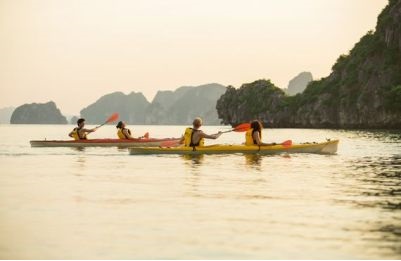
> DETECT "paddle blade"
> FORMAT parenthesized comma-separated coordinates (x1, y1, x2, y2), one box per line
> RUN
(106, 113, 119, 124)
(232, 123, 251, 132)
(143, 132, 149, 139)
(281, 140, 292, 147)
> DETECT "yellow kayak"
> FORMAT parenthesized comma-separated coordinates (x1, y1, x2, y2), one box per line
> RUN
(129, 140, 339, 155)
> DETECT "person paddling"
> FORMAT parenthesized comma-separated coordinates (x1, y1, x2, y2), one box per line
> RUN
(116, 121, 135, 139)
(69, 118, 97, 140)
(245, 120, 276, 146)
(180, 117, 222, 147)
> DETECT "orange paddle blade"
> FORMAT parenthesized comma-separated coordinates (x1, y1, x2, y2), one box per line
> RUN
(233, 123, 251, 132)
(143, 132, 149, 139)
(281, 140, 292, 147)
(106, 113, 119, 123)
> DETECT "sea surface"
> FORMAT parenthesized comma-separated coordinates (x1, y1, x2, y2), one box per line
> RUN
(0, 124, 400, 259)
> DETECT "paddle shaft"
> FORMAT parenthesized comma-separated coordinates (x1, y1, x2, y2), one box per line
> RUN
(95, 122, 108, 128)
(95, 113, 119, 129)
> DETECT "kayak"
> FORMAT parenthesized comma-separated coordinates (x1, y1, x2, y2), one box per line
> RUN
(30, 138, 181, 148)
(128, 140, 339, 155)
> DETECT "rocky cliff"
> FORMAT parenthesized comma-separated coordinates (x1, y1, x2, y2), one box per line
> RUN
(285, 72, 313, 96)
(217, 0, 401, 129)
(10, 102, 67, 124)
(216, 80, 286, 126)
(80, 83, 226, 125)
(146, 83, 226, 125)
(80, 91, 150, 124)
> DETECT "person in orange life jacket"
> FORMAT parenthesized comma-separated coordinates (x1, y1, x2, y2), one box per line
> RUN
(179, 117, 222, 146)
(68, 118, 97, 140)
(245, 120, 276, 146)
(116, 121, 135, 139)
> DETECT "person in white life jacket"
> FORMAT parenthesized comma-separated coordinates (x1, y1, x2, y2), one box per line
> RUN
(116, 121, 135, 139)
(245, 120, 276, 146)
(180, 117, 222, 147)
(68, 118, 97, 140)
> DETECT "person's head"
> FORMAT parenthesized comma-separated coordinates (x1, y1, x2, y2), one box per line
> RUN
(77, 118, 85, 127)
(116, 121, 125, 129)
(192, 117, 203, 129)
(250, 120, 263, 132)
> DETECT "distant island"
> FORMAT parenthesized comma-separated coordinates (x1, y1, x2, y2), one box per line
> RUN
(284, 72, 313, 96)
(10, 101, 67, 124)
(217, 0, 401, 129)
(8, 83, 226, 125)
(0, 107, 15, 124)
(146, 83, 226, 125)
(81, 83, 226, 125)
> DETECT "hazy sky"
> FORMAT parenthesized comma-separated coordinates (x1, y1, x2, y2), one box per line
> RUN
(0, 0, 388, 115)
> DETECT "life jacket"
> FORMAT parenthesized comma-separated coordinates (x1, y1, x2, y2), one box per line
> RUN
(184, 127, 204, 147)
(245, 128, 262, 146)
(71, 127, 87, 140)
(117, 128, 131, 139)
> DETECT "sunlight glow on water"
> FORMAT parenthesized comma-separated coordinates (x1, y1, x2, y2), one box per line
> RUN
(0, 125, 400, 259)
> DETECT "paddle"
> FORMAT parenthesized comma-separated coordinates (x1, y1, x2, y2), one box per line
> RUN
(95, 113, 119, 129)
(220, 123, 251, 133)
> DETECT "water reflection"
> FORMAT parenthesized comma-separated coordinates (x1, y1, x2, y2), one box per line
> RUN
(180, 154, 204, 167)
(370, 223, 401, 256)
(343, 129, 401, 142)
(244, 153, 291, 170)
(338, 155, 401, 254)
(244, 154, 262, 169)
(339, 155, 401, 208)
(181, 155, 203, 197)
(72, 155, 87, 174)
(70, 147, 85, 152)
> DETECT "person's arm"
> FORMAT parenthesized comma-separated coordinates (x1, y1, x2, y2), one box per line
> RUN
(82, 128, 97, 134)
(68, 130, 74, 138)
(79, 127, 97, 137)
(200, 131, 222, 139)
(253, 131, 276, 146)
(179, 135, 185, 144)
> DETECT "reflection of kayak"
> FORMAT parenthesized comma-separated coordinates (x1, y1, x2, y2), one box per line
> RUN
(30, 138, 181, 148)
(129, 140, 339, 155)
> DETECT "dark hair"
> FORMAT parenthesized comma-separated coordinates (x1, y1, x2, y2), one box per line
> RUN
(116, 121, 123, 129)
(250, 120, 263, 132)
(77, 118, 85, 125)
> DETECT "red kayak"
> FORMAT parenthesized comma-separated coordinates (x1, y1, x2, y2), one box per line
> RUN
(30, 138, 181, 148)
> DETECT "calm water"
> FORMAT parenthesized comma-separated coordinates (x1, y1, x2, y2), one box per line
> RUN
(0, 124, 400, 259)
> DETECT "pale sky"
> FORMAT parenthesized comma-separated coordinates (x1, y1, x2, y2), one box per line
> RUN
(0, 0, 388, 115)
